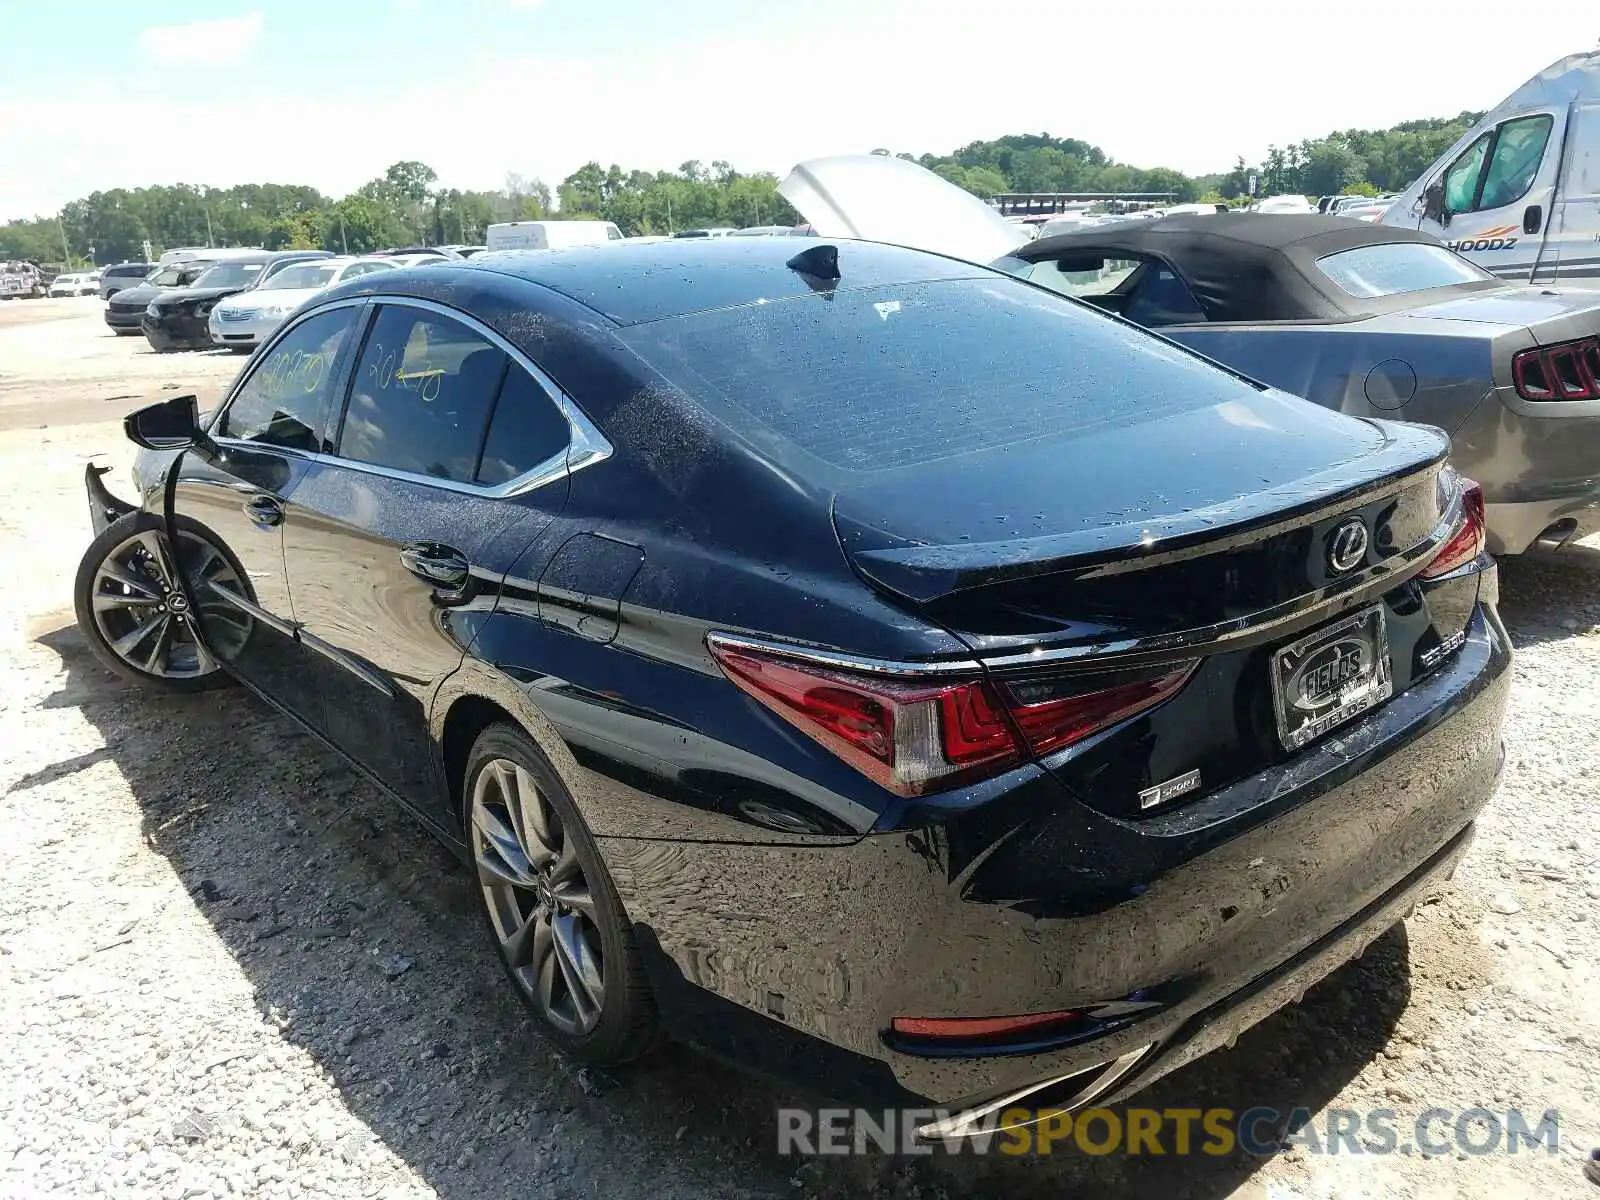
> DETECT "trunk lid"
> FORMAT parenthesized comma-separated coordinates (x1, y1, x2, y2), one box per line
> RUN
(1402, 288, 1600, 333)
(833, 397, 1449, 656)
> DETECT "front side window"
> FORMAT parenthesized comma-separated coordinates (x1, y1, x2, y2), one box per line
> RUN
(1021, 255, 1144, 299)
(218, 308, 357, 451)
(1317, 243, 1492, 298)
(1442, 134, 1490, 214)
(337, 306, 507, 483)
(1478, 114, 1554, 210)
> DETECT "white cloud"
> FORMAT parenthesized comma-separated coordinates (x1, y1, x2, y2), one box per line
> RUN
(138, 14, 264, 67)
(3, 1, 1594, 219)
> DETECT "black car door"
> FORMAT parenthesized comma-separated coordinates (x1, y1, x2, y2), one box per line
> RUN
(169, 302, 364, 717)
(281, 299, 576, 819)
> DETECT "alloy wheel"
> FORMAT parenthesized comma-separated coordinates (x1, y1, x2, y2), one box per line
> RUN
(470, 758, 605, 1036)
(88, 527, 247, 680)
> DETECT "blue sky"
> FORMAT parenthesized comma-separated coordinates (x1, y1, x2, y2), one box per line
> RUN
(1, 2, 1594, 219)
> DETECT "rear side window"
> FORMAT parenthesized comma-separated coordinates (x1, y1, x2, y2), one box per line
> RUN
(475, 366, 570, 485)
(1316, 243, 1491, 298)
(618, 277, 1256, 476)
(337, 305, 507, 483)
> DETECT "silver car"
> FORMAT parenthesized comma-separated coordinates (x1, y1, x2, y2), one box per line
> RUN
(781, 154, 1600, 556)
(208, 257, 397, 351)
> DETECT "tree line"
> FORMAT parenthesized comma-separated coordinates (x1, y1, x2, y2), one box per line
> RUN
(0, 113, 1484, 266)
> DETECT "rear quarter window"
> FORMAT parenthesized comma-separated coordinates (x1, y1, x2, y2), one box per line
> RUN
(617, 276, 1258, 477)
(1316, 243, 1491, 298)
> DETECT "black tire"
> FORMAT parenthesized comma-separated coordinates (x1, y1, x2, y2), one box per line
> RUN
(465, 722, 658, 1065)
(72, 510, 239, 695)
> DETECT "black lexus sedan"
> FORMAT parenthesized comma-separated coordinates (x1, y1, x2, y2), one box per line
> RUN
(74, 238, 1509, 1135)
(141, 250, 334, 351)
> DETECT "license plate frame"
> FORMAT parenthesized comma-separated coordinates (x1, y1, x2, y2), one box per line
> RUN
(1270, 605, 1392, 751)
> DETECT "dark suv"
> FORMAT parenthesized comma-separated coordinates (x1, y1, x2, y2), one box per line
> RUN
(104, 262, 211, 335)
(98, 263, 155, 300)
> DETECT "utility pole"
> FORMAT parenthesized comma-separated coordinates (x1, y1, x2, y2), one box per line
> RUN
(57, 218, 70, 265)
(666, 192, 673, 233)
(204, 205, 214, 247)
(339, 213, 349, 255)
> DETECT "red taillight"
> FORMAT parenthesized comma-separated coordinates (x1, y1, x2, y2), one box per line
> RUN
(1420, 479, 1486, 579)
(1003, 667, 1197, 758)
(1512, 336, 1600, 401)
(890, 1010, 1083, 1040)
(707, 637, 1195, 797)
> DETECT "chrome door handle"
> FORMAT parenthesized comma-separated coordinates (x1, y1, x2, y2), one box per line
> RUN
(400, 543, 470, 589)
(243, 495, 283, 527)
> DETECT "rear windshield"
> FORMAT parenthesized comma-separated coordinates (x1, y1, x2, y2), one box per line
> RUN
(617, 276, 1258, 476)
(193, 261, 266, 289)
(267, 263, 338, 290)
(1316, 243, 1490, 298)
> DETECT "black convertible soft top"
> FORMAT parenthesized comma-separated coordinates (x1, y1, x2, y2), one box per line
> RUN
(1017, 213, 1491, 323)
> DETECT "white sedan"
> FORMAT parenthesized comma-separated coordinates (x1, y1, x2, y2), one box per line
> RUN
(208, 257, 397, 351)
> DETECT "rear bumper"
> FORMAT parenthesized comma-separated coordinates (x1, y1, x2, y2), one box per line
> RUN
(1484, 494, 1600, 555)
(600, 601, 1511, 1109)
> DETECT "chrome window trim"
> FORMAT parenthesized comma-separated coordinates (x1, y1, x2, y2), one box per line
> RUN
(211, 293, 612, 499)
(705, 631, 984, 678)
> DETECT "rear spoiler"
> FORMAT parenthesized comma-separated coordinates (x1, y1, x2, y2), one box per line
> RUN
(845, 437, 1449, 605)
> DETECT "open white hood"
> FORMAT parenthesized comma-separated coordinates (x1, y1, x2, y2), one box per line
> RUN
(778, 154, 1028, 266)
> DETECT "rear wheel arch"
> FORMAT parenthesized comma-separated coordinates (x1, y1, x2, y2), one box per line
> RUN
(433, 662, 591, 832)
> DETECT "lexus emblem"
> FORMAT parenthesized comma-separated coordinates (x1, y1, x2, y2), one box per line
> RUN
(1327, 518, 1369, 574)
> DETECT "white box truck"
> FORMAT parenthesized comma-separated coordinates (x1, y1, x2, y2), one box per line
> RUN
(1383, 49, 1600, 284)
(484, 221, 623, 252)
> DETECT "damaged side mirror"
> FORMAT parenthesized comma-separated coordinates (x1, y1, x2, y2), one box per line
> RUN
(1421, 181, 1450, 227)
(124, 394, 213, 454)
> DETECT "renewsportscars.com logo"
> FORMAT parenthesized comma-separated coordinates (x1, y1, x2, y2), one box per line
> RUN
(1446, 225, 1519, 253)
(777, 1105, 1562, 1158)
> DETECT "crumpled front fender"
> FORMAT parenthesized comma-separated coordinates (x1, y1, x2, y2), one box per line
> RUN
(85, 462, 136, 537)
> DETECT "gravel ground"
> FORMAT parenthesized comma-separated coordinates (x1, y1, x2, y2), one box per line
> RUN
(0, 305, 1597, 1199)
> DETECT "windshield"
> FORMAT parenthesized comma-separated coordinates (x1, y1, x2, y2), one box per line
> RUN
(264, 263, 339, 290)
(1317, 243, 1491, 298)
(150, 266, 189, 286)
(193, 262, 265, 289)
(618, 276, 1256, 478)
